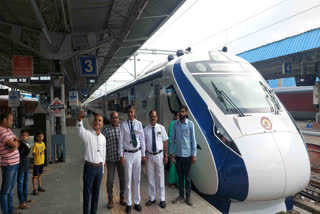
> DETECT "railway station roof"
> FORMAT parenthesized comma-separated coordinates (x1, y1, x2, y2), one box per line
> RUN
(0, 0, 185, 96)
(238, 28, 320, 63)
(237, 28, 320, 80)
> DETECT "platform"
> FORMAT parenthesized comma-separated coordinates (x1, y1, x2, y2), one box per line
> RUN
(296, 121, 320, 146)
(0, 118, 220, 214)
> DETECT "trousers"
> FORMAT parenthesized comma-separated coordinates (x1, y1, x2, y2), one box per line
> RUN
(124, 151, 141, 206)
(147, 152, 165, 201)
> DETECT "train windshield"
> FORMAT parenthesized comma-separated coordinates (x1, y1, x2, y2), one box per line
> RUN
(193, 73, 280, 114)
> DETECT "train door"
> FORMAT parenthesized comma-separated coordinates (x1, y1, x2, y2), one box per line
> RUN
(166, 85, 182, 114)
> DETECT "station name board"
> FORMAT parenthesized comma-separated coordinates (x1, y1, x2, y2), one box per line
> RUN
(30, 76, 51, 84)
(0, 76, 50, 84)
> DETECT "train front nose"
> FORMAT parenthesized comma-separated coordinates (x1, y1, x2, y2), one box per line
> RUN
(271, 132, 310, 196)
(234, 132, 310, 201)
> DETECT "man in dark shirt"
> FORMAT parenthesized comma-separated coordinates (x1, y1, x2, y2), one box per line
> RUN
(17, 130, 33, 210)
(101, 112, 126, 208)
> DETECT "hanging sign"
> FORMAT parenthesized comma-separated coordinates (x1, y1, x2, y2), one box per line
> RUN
(69, 91, 79, 107)
(80, 56, 98, 76)
(12, 56, 33, 77)
(8, 91, 20, 107)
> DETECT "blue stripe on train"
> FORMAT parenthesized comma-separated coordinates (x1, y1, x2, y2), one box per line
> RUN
(173, 63, 249, 213)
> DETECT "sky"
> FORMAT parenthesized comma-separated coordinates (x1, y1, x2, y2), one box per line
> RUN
(91, 0, 320, 98)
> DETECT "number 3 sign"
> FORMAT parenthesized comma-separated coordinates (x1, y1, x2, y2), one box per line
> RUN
(80, 56, 98, 76)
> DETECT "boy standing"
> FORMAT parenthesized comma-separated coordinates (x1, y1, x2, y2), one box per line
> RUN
(32, 131, 46, 195)
(17, 130, 33, 209)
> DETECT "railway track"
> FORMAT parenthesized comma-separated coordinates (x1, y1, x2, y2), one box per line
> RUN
(299, 182, 320, 203)
(294, 138, 320, 213)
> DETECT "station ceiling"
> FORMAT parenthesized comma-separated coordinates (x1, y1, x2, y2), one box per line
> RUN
(238, 28, 320, 81)
(0, 0, 185, 97)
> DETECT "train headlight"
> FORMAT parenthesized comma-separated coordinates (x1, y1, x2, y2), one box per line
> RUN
(209, 108, 241, 156)
(215, 125, 241, 156)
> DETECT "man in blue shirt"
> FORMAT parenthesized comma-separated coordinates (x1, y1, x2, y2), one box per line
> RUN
(170, 105, 197, 206)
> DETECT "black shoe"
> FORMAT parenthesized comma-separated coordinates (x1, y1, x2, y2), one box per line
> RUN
(159, 201, 166, 208)
(120, 196, 127, 206)
(172, 196, 184, 204)
(145, 200, 156, 206)
(125, 205, 131, 213)
(134, 204, 142, 212)
(185, 197, 193, 206)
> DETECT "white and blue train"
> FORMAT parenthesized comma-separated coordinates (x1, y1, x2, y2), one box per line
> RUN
(87, 50, 310, 213)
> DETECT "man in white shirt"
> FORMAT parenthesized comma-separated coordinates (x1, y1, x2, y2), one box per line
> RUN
(77, 111, 106, 214)
(144, 110, 168, 209)
(119, 105, 146, 213)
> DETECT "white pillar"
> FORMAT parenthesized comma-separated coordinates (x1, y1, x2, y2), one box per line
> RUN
(134, 54, 137, 79)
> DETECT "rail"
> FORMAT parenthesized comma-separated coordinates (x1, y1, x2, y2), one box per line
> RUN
(302, 130, 320, 137)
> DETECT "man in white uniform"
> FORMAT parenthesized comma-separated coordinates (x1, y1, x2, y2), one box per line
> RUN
(77, 111, 106, 214)
(144, 110, 168, 208)
(119, 105, 146, 213)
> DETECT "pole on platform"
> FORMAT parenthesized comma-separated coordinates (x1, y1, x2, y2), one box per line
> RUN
(48, 77, 54, 163)
(60, 62, 66, 136)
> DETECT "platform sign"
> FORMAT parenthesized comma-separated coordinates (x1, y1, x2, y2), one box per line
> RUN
(12, 55, 33, 77)
(69, 91, 79, 107)
(8, 91, 20, 107)
(80, 56, 98, 76)
(49, 97, 65, 117)
(282, 63, 292, 74)
(81, 88, 88, 97)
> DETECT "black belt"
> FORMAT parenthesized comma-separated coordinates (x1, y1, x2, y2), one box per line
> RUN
(124, 147, 141, 153)
(147, 150, 163, 155)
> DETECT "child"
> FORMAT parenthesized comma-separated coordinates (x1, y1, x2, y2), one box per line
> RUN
(32, 131, 46, 195)
(17, 130, 33, 209)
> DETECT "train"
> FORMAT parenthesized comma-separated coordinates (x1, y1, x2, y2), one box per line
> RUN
(87, 50, 310, 213)
(0, 95, 39, 115)
(0, 95, 39, 128)
(274, 86, 318, 121)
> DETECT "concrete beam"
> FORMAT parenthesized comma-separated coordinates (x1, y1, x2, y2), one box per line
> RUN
(29, 0, 53, 44)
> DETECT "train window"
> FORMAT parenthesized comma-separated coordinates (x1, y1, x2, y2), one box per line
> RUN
(186, 61, 245, 73)
(194, 74, 281, 114)
(142, 99, 147, 110)
(113, 104, 120, 112)
(120, 97, 128, 113)
(108, 99, 113, 111)
(166, 86, 181, 114)
(129, 88, 135, 105)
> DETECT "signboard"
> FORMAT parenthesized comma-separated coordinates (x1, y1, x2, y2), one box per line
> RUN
(282, 63, 292, 74)
(12, 55, 33, 77)
(8, 78, 29, 84)
(69, 91, 79, 107)
(8, 91, 20, 107)
(81, 88, 88, 97)
(30, 76, 50, 84)
(87, 78, 96, 84)
(49, 97, 65, 117)
(0, 78, 6, 83)
(80, 56, 98, 76)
